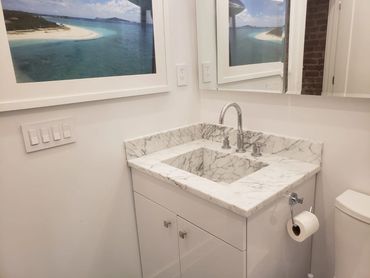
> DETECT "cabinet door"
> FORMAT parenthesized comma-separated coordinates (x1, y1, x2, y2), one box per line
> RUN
(177, 217, 246, 278)
(134, 193, 180, 278)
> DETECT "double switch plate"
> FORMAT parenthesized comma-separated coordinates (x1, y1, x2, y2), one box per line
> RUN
(21, 118, 76, 153)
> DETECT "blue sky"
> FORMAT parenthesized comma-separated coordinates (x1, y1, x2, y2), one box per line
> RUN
(1, 0, 144, 21)
(235, 0, 285, 27)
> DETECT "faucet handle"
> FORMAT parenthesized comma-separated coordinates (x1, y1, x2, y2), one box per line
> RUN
(222, 135, 231, 149)
(251, 142, 264, 157)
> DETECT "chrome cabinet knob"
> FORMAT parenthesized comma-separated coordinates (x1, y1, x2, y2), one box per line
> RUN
(163, 221, 172, 228)
(179, 231, 187, 239)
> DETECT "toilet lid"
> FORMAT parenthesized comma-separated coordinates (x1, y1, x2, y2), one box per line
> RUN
(336, 190, 370, 224)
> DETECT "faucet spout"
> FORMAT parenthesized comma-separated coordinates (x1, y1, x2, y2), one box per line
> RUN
(218, 103, 246, 153)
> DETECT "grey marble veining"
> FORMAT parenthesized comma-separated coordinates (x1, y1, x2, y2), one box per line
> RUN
(125, 124, 201, 160)
(164, 147, 267, 184)
(124, 123, 323, 218)
(201, 123, 323, 165)
(125, 123, 323, 165)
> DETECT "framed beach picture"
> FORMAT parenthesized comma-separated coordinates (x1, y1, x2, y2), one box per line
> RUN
(0, 0, 169, 112)
(217, 0, 286, 84)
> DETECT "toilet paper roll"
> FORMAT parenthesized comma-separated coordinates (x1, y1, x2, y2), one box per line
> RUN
(287, 211, 319, 242)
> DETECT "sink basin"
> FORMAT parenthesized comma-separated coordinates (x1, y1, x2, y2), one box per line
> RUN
(163, 148, 267, 184)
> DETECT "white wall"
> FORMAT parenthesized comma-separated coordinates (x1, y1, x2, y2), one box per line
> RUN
(201, 91, 370, 278)
(1, 2, 370, 278)
(0, 1, 199, 277)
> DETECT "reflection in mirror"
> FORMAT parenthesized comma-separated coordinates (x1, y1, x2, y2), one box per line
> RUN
(217, 0, 287, 91)
(301, 0, 329, 96)
(300, 0, 370, 98)
(196, 0, 289, 94)
(229, 0, 285, 67)
(197, 0, 370, 99)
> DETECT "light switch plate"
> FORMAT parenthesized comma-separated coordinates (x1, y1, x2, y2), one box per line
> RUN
(202, 62, 212, 83)
(21, 118, 76, 153)
(176, 64, 188, 87)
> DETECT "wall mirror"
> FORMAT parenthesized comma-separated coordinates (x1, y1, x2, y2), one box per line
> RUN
(197, 0, 370, 99)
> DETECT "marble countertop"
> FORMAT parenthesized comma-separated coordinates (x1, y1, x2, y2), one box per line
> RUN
(125, 123, 322, 218)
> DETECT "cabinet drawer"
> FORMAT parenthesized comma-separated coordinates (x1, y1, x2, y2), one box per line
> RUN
(132, 169, 247, 250)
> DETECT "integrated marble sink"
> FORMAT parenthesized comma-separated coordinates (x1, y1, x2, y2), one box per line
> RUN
(163, 148, 267, 184)
(125, 123, 323, 217)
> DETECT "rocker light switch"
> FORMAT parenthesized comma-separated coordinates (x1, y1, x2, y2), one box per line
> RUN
(52, 126, 61, 141)
(28, 129, 39, 146)
(41, 128, 50, 143)
(62, 124, 72, 139)
(21, 118, 75, 153)
(202, 62, 212, 83)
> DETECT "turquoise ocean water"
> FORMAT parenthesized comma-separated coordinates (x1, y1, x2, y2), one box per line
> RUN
(230, 26, 284, 67)
(8, 16, 155, 83)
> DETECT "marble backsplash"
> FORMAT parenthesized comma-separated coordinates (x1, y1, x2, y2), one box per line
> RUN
(201, 123, 323, 165)
(125, 124, 201, 160)
(125, 123, 323, 165)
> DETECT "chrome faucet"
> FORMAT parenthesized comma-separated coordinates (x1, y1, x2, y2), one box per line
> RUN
(218, 103, 246, 153)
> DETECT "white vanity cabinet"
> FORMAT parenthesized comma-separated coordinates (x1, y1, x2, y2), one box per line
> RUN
(134, 192, 246, 278)
(132, 169, 316, 278)
(126, 123, 322, 278)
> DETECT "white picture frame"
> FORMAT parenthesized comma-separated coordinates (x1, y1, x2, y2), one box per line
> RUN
(216, 0, 284, 85)
(0, 0, 170, 112)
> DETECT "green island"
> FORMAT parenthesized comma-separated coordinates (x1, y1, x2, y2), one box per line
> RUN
(267, 27, 284, 38)
(3, 10, 63, 31)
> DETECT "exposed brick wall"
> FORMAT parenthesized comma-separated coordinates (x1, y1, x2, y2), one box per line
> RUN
(302, 0, 330, 95)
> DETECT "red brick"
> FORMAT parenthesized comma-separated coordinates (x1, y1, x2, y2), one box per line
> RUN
(302, 0, 329, 95)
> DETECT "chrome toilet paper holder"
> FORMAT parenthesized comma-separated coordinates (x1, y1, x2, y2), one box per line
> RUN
(289, 192, 304, 227)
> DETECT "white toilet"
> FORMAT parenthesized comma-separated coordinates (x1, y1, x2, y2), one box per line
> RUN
(335, 190, 370, 278)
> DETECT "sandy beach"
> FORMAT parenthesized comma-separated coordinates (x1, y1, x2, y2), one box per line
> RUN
(255, 31, 284, 42)
(7, 24, 100, 41)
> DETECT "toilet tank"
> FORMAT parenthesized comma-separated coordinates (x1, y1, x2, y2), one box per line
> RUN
(335, 190, 370, 278)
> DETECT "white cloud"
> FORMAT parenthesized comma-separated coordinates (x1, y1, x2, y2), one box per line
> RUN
(235, 7, 284, 27)
(234, 9, 251, 27)
(85, 0, 140, 20)
(2, 0, 143, 22)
